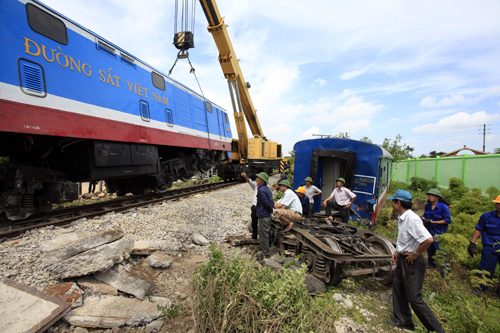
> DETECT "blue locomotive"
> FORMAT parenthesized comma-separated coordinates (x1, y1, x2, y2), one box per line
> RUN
(0, 0, 232, 220)
(293, 138, 393, 224)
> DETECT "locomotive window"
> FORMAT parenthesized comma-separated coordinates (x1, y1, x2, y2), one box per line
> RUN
(120, 53, 135, 67)
(224, 112, 229, 123)
(26, 4, 68, 45)
(165, 109, 174, 126)
(97, 40, 116, 58)
(205, 101, 213, 113)
(139, 100, 150, 121)
(152, 72, 165, 91)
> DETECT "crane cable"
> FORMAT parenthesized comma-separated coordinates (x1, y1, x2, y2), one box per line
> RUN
(169, 1, 212, 152)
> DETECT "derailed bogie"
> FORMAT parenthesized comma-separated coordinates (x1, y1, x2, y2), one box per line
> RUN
(270, 217, 395, 286)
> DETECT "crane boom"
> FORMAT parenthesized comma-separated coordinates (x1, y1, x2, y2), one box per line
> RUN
(199, 1, 264, 137)
(198, 0, 283, 178)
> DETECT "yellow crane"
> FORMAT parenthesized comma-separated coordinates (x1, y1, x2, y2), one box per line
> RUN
(196, 0, 284, 178)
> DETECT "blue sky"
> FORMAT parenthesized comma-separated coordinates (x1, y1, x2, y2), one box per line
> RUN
(41, 0, 500, 156)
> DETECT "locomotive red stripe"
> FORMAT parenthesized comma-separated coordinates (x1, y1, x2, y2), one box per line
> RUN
(0, 99, 231, 151)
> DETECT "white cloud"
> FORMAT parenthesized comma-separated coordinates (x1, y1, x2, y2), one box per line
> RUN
(412, 111, 500, 133)
(433, 142, 443, 147)
(298, 126, 322, 140)
(315, 78, 327, 86)
(337, 89, 356, 100)
(449, 141, 459, 145)
(339, 67, 370, 80)
(306, 96, 383, 125)
(420, 94, 466, 107)
(388, 118, 399, 122)
(331, 119, 371, 135)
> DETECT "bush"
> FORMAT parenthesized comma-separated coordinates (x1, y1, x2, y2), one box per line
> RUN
(408, 177, 438, 193)
(192, 244, 340, 332)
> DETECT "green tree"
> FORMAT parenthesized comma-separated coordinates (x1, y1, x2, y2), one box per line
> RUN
(494, 147, 500, 154)
(333, 132, 349, 139)
(428, 150, 446, 158)
(359, 136, 373, 143)
(380, 134, 414, 161)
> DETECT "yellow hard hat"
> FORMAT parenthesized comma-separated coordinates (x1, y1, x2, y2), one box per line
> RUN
(295, 186, 306, 194)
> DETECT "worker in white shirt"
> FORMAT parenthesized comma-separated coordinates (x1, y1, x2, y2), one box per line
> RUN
(323, 177, 356, 223)
(273, 180, 302, 232)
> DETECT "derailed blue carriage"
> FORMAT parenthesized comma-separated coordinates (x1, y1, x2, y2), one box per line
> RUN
(293, 138, 393, 224)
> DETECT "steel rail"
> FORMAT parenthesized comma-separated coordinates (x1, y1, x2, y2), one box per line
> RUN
(0, 180, 240, 239)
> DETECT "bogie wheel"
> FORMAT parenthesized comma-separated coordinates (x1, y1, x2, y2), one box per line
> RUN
(365, 236, 395, 285)
(326, 261, 344, 286)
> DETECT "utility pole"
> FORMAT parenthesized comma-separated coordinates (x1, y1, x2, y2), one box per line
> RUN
(483, 124, 486, 152)
(479, 124, 491, 152)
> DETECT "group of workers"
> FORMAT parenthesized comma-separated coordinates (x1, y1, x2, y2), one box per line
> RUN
(242, 170, 500, 333)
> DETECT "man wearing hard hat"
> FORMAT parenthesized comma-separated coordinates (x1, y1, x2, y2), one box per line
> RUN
(323, 177, 356, 223)
(295, 186, 310, 217)
(273, 180, 302, 232)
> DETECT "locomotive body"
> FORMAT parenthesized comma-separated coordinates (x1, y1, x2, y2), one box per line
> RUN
(0, 0, 232, 219)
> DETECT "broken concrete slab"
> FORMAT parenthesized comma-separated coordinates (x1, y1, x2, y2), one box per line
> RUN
(64, 296, 170, 328)
(41, 230, 124, 267)
(77, 277, 118, 296)
(42, 282, 83, 307)
(47, 238, 134, 279)
(145, 319, 164, 333)
(94, 264, 154, 300)
(40, 231, 90, 252)
(132, 240, 172, 255)
(225, 235, 260, 246)
(192, 233, 210, 246)
(148, 251, 172, 268)
(261, 259, 283, 271)
(0, 278, 71, 333)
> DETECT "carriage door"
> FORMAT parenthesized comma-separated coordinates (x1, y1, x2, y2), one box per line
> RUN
(309, 149, 357, 213)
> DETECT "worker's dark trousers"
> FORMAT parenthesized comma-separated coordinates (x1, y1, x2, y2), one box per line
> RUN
(251, 205, 258, 239)
(393, 254, 445, 333)
(325, 201, 349, 223)
(258, 217, 271, 257)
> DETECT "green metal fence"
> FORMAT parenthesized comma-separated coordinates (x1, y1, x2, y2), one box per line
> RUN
(391, 154, 500, 192)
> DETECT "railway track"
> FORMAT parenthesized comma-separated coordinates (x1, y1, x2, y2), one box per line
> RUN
(0, 180, 241, 239)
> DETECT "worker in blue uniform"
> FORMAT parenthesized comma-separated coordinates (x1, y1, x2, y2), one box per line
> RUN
(255, 172, 274, 261)
(468, 195, 500, 295)
(295, 186, 310, 217)
(421, 189, 451, 268)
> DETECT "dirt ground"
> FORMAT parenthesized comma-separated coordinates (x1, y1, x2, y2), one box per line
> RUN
(151, 252, 209, 333)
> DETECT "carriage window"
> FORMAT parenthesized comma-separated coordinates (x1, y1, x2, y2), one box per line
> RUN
(97, 40, 116, 57)
(152, 72, 165, 91)
(26, 4, 68, 45)
(120, 53, 135, 67)
(205, 101, 213, 113)
(165, 109, 174, 126)
(224, 112, 229, 123)
(139, 100, 150, 121)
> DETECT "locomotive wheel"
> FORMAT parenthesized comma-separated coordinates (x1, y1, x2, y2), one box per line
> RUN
(180, 173, 193, 182)
(154, 185, 170, 194)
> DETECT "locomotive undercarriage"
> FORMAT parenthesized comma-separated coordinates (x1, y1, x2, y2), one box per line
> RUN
(0, 133, 226, 220)
(270, 218, 396, 286)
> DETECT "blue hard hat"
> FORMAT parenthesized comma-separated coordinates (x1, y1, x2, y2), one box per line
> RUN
(387, 190, 413, 202)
